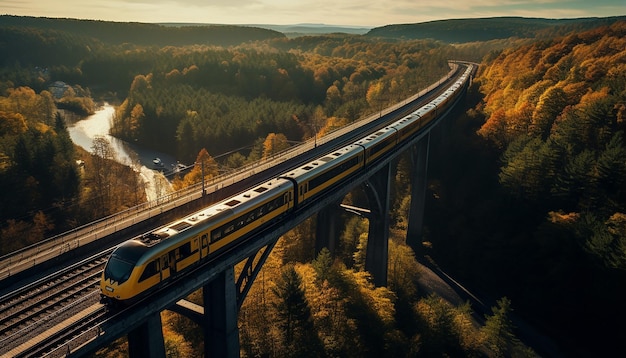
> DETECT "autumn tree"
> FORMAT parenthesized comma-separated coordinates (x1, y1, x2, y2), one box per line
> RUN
(90, 135, 116, 215)
(413, 294, 468, 356)
(128, 103, 144, 140)
(85, 135, 145, 216)
(173, 148, 219, 190)
(317, 116, 348, 137)
(262, 132, 290, 158)
(366, 81, 386, 113)
(529, 86, 568, 139)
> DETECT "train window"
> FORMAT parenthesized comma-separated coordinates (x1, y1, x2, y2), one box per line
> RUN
(210, 193, 287, 243)
(366, 135, 396, 159)
(202, 234, 209, 248)
(225, 199, 241, 207)
(308, 155, 361, 191)
(179, 242, 192, 259)
(139, 259, 159, 282)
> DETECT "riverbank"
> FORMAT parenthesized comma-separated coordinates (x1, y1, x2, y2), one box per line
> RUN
(64, 103, 176, 201)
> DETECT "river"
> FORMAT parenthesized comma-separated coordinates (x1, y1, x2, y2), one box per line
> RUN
(65, 103, 176, 201)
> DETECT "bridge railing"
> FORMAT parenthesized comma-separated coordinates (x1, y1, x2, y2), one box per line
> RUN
(0, 63, 460, 281)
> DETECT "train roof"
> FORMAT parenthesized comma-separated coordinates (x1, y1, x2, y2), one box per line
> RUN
(118, 177, 292, 263)
(354, 126, 396, 149)
(281, 144, 363, 182)
(112, 239, 149, 263)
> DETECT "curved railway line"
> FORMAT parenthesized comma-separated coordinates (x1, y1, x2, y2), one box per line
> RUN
(0, 63, 474, 357)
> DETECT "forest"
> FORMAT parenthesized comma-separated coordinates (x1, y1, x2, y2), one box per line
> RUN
(0, 15, 285, 46)
(1, 15, 625, 356)
(367, 16, 626, 43)
(424, 20, 626, 356)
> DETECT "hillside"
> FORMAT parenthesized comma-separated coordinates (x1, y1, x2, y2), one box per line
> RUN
(0, 15, 285, 46)
(366, 16, 626, 43)
(423, 20, 626, 356)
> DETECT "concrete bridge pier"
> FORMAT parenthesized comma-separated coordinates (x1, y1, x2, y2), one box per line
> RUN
(363, 162, 392, 287)
(203, 267, 240, 358)
(406, 133, 430, 253)
(315, 201, 343, 255)
(166, 266, 240, 358)
(128, 312, 166, 358)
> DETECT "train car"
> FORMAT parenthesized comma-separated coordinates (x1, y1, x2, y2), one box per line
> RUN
(430, 92, 451, 113)
(100, 177, 294, 304)
(414, 103, 437, 128)
(354, 126, 398, 166)
(389, 113, 420, 144)
(391, 103, 437, 143)
(281, 144, 364, 207)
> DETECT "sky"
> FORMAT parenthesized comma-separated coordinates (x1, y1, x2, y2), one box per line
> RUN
(1, 0, 624, 27)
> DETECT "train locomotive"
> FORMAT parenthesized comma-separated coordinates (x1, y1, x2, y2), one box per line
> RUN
(100, 64, 473, 305)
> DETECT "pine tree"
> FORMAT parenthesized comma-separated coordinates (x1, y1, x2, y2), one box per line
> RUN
(312, 247, 333, 284)
(480, 297, 518, 357)
(271, 264, 322, 356)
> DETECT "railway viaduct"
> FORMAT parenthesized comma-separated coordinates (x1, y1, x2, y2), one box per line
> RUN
(112, 68, 471, 358)
(0, 63, 475, 358)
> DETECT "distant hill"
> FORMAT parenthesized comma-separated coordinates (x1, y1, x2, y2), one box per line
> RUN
(0, 15, 285, 46)
(161, 23, 372, 37)
(251, 24, 371, 36)
(366, 16, 626, 43)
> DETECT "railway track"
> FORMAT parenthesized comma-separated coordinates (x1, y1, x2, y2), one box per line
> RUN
(0, 251, 111, 357)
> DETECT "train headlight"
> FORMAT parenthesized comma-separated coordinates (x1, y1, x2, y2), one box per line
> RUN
(105, 286, 114, 292)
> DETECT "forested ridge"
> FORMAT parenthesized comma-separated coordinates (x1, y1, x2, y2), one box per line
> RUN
(1, 14, 625, 357)
(0, 15, 285, 46)
(367, 16, 626, 43)
(423, 20, 626, 356)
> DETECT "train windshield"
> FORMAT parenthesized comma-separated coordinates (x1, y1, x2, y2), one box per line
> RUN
(104, 257, 134, 284)
(103, 239, 149, 284)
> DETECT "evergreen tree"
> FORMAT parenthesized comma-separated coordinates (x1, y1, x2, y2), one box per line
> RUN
(272, 264, 320, 356)
(312, 247, 333, 284)
(480, 297, 519, 357)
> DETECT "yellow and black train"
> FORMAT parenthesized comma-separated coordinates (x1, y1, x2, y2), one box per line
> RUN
(100, 64, 473, 305)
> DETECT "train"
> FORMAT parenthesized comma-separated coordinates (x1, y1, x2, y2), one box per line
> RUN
(100, 64, 473, 305)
